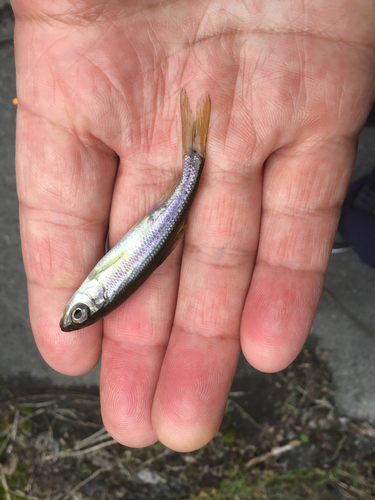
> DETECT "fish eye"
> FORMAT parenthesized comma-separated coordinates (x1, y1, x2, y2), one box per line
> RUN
(71, 304, 89, 324)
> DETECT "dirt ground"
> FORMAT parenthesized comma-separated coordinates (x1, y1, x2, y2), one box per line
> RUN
(1, 338, 375, 500)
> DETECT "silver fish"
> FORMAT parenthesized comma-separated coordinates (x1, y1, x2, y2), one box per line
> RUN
(60, 89, 211, 331)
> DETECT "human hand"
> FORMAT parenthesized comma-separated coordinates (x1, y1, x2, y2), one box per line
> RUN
(12, 0, 375, 451)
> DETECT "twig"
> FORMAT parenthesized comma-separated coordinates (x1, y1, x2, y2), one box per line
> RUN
(12, 490, 27, 499)
(245, 439, 301, 469)
(10, 408, 19, 442)
(227, 399, 262, 431)
(0, 434, 10, 456)
(337, 480, 370, 499)
(74, 427, 110, 450)
(18, 408, 46, 423)
(61, 466, 112, 500)
(312, 398, 335, 420)
(44, 439, 118, 461)
(26, 475, 33, 500)
(0, 466, 11, 500)
(44, 429, 59, 463)
(228, 391, 247, 397)
(115, 457, 132, 480)
(313, 398, 334, 409)
(0, 409, 20, 456)
(16, 400, 59, 409)
(141, 448, 171, 467)
(330, 435, 347, 463)
(0, 392, 99, 408)
(1, 455, 18, 477)
(49, 409, 100, 428)
(338, 469, 369, 486)
(353, 421, 375, 439)
(295, 384, 310, 402)
(52, 407, 80, 418)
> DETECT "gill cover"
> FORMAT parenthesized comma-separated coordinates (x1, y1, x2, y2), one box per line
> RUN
(60, 279, 106, 331)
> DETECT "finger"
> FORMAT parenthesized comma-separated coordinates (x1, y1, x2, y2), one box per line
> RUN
(100, 264, 179, 447)
(241, 138, 356, 372)
(17, 105, 118, 374)
(100, 95, 184, 446)
(152, 106, 265, 451)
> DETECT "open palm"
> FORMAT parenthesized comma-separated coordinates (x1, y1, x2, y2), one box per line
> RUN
(12, 0, 375, 451)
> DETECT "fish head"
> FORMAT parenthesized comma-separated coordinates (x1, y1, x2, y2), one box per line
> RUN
(60, 279, 106, 332)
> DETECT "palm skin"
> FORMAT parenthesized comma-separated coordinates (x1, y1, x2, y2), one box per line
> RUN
(11, 0, 375, 451)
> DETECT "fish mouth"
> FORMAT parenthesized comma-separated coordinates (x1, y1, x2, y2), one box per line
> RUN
(60, 322, 74, 332)
(60, 315, 91, 332)
(60, 301, 91, 332)
(59, 313, 94, 332)
(60, 315, 74, 332)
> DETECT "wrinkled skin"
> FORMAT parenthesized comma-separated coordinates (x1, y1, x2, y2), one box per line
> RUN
(11, 0, 375, 451)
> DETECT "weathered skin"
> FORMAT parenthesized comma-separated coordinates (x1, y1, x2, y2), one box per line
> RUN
(60, 90, 210, 331)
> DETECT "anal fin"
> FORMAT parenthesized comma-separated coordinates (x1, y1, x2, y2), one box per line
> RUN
(156, 177, 181, 205)
(157, 223, 187, 267)
(170, 223, 187, 254)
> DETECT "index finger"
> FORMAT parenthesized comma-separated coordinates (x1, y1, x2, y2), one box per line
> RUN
(16, 104, 117, 374)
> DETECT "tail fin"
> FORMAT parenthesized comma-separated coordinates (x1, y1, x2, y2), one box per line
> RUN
(180, 89, 211, 157)
(193, 92, 211, 157)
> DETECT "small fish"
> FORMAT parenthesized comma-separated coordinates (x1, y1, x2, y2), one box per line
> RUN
(60, 89, 211, 331)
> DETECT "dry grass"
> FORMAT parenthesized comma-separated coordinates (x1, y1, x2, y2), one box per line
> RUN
(0, 341, 374, 499)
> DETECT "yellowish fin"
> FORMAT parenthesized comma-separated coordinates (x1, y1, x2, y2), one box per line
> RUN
(193, 91, 211, 156)
(170, 223, 187, 254)
(157, 177, 180, 205)
(180, 89, 211, 157)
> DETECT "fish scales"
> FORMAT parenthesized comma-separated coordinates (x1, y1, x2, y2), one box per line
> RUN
(96, 150, 202, 303)
(60, 90, 210, 331)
